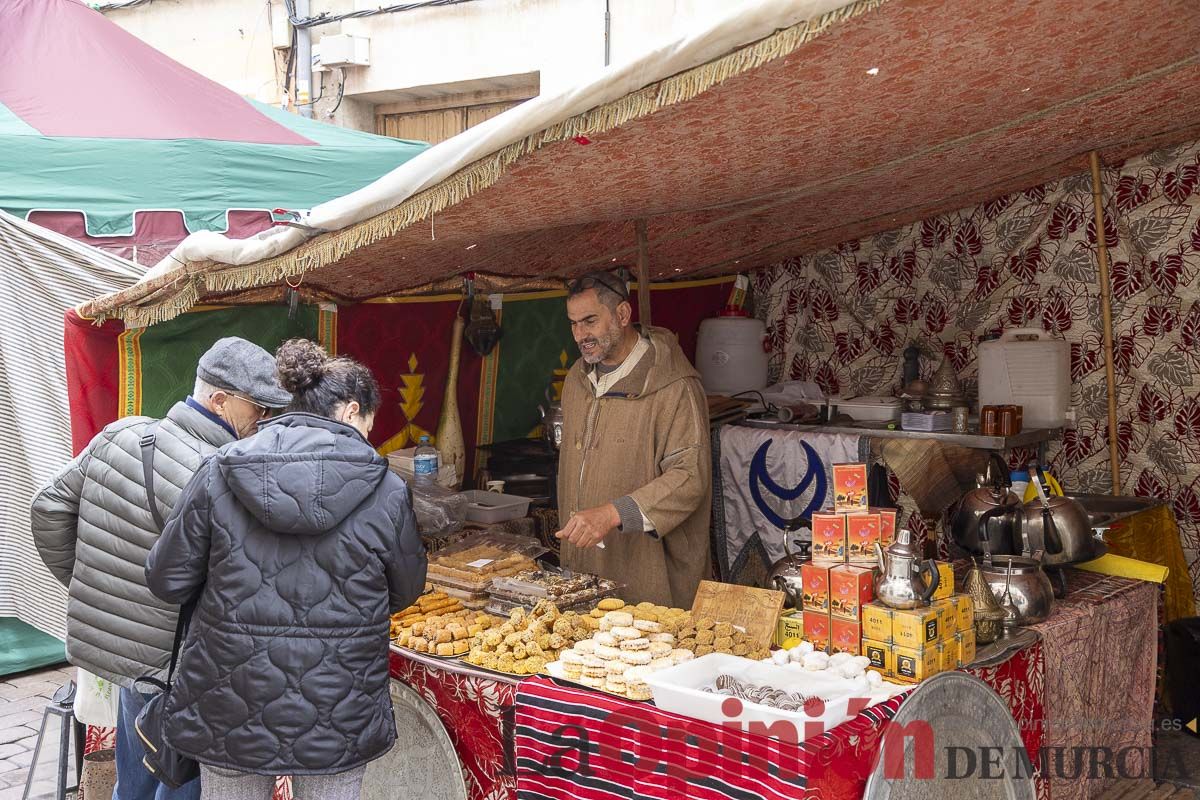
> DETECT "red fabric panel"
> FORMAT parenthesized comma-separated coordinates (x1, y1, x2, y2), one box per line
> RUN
(337, 302, 482, 475)
(29, 210, 275, 265)
(631, 281, 734, 363)
(0, 0, 312, 143)
(64, 309, 122, 455)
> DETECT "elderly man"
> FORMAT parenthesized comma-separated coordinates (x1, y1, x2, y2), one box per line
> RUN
(31, 337, 290, 800)
(555, 271, 712, 608)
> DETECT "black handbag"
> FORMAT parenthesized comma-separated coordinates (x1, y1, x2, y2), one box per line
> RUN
(132, 422, 201, 789)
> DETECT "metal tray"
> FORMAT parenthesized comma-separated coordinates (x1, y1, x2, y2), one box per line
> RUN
(362, 680, 467, 800)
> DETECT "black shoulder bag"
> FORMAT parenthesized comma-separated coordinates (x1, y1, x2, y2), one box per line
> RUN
(132, 422, 201, 789)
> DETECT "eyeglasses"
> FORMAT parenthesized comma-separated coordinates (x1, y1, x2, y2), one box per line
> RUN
(567, 273, 629, 300)
(227, 392, 269, 419)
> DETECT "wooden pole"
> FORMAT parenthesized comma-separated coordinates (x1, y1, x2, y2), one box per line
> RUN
(634, 218, 652, 327)
(1088, 151, 1122, 495)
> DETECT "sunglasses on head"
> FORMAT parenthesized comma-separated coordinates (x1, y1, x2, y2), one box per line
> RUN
(567, 274, 630, 301)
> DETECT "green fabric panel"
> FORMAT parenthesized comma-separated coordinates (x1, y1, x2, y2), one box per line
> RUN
(491, 296, 579, 443)
(137, 306, 318, 419)
(0, 107, 427, 235)
(0, 618, 65, 677)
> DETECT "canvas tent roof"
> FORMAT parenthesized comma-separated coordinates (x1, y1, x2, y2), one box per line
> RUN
(83, 0, 1200, 326)
(0, 0, 427, 238)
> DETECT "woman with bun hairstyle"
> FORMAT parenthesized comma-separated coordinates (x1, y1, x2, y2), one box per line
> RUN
(146, 339, 426, 800)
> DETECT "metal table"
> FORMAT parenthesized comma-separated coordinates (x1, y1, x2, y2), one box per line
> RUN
(739, 419, 1061, 459)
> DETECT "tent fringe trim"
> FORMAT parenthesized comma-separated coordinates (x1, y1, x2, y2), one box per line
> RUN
(106, 0, 886, 327)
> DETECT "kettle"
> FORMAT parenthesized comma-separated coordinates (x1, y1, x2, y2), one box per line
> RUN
(874, 529, 941, 609)
(537, 385, 565, 450)
(951, 452, 1022, 556)
(767, 517, 812, 610)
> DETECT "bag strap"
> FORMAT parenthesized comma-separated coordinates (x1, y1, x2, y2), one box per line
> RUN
(139, 420, 193, 686)
(139, 421, 166, 532)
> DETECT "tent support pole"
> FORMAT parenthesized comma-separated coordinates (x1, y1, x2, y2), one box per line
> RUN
(1088, 151, 1122, 495)
(635, 219, 652, 327)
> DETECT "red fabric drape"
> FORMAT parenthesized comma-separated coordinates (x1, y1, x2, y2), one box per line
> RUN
(64, 309, 122, 454)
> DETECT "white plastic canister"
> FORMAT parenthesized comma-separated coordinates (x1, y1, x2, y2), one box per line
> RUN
(977, 328, 1070, 429)
(695, 310, 769, 396)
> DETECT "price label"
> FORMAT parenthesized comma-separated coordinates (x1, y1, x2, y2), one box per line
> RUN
(467, 558, 495, 569)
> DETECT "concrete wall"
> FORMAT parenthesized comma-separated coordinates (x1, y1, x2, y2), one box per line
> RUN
(101, 0, 757, 131)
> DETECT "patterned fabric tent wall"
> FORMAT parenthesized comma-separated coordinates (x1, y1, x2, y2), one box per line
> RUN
(755, 138, 1200, 606)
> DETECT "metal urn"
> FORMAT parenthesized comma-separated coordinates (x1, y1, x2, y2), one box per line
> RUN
(768, 533, 812, 610)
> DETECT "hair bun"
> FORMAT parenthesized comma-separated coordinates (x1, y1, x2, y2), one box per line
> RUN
(275, 338, 328, 393)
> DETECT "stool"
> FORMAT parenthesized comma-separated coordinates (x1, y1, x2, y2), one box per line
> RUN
(22, 681, 85, 800)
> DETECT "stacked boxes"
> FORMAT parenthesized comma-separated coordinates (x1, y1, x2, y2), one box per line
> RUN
(859, 593, 977, 683)
(801, 464, 892, 654)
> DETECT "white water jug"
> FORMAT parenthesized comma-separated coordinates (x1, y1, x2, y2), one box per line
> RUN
(977, 328, 1069, 429)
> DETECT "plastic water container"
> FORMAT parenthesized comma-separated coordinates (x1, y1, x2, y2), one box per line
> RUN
(695, 308, 769, 396)
(413, 435, 439, 488)
(977, 328, 1070, 429)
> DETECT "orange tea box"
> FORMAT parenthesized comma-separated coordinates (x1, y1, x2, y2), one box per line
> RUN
(832, 463, 869, 513)
(830, 564, 875, 620)
(829, 616, 862, 655)
(873, 507, 898, 546)
(893, 644, 940, 684)
(846, 512, 882, 565)
(803, 610, 831, 653)
(801, 562, 831, 612)
(810, 512, 847, 563)
(862, 602, 894, 643)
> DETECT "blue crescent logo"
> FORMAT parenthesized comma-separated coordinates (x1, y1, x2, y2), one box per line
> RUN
(749, 439, 827, 529)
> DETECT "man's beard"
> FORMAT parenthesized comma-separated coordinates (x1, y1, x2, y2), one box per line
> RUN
(579, 325, 622, 365)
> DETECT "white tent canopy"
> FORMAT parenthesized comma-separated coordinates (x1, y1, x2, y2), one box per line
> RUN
(0, 210, 143, 639)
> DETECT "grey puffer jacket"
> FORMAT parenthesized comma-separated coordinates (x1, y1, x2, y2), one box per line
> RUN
(146, 413, 426, 776)
(30, 401, 236, 687)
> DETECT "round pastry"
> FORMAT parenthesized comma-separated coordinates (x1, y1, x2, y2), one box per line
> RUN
(560, 649, 585, 666)
(575, 640, 598, 655)
(648, 641, 672, 658)
(620, 637, 650, 652)
(605, 660, 630, 676)
(583, 663, 608, 679)
(604, 679, 627, 695)
(866, 670, 884, 687)
(598, 618, 615, 632)
(604, 611, 635, 628)
(624, 665, 651, 682)
(802, 651, 830, 671)
(594, 644, 623, 661)
(771, 649, 790, 665)
(669, 649, 694, 664)
(625, 679, 653, 701)
(788, 641, 815, 662)
(648, 632, 676, 644)
(649, 657, 675, 671)
(611, 626, 642, 641)
(829, 652, 853, 668)
(634, 620, 663, 634)
(619, 650, 652, 665)
(593, 632, 619, 648)
(597, 598, 626, 611)
(579, 675, 606, 689)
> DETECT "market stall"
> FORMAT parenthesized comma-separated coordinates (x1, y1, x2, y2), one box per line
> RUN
(68, 0, 1200, 798)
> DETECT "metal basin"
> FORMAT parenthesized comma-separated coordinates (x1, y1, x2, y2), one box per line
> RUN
(1065, 493, 1164, 528)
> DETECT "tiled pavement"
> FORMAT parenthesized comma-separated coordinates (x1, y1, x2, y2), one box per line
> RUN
(0, 665, 78, 800)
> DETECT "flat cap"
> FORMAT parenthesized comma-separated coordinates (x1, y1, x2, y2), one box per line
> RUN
(197, 337, 292, 409)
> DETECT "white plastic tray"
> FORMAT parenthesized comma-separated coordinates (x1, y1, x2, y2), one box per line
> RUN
(459, 490, 532, 524)
(643, 653, 907, 742)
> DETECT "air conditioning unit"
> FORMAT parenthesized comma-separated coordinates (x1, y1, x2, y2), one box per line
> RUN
(318, 34, 370, 68)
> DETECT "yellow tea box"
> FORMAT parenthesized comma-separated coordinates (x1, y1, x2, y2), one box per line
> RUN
(775, 610, 804, 648)
(893, 644, 940, 683)
(892, 605, 940, 649)
(953, 594, 974, 632)
(862, 602, 894, 643)
(938, 639, 958, 674)
(932, 561, 955, 601)
(862, 639, 893, 677)
(932, 598, 958, 638)
(956, 629, 977, 666)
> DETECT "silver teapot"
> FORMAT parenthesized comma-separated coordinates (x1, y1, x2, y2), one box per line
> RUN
(767, 530, 812, 610)
(537, 385, 565, 450)
(874, 529, 941, 609)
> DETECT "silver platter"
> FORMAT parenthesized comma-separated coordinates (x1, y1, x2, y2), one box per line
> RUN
(361, 680, 468, 800)
(864, 671, 1035, 800)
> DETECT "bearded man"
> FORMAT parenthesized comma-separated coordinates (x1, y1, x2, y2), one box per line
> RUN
(555, 271, 712, 608)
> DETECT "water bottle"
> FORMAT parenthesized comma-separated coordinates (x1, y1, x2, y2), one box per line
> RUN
(413, 435, 439, 488)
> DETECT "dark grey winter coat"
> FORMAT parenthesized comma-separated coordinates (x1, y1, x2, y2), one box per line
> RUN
(145, 413, 426, 775)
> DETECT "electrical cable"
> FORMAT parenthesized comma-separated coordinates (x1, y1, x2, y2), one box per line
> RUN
(327, 67, 346, 115)
(91, 0, 154, 9)
(287, 0, 481, 29)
